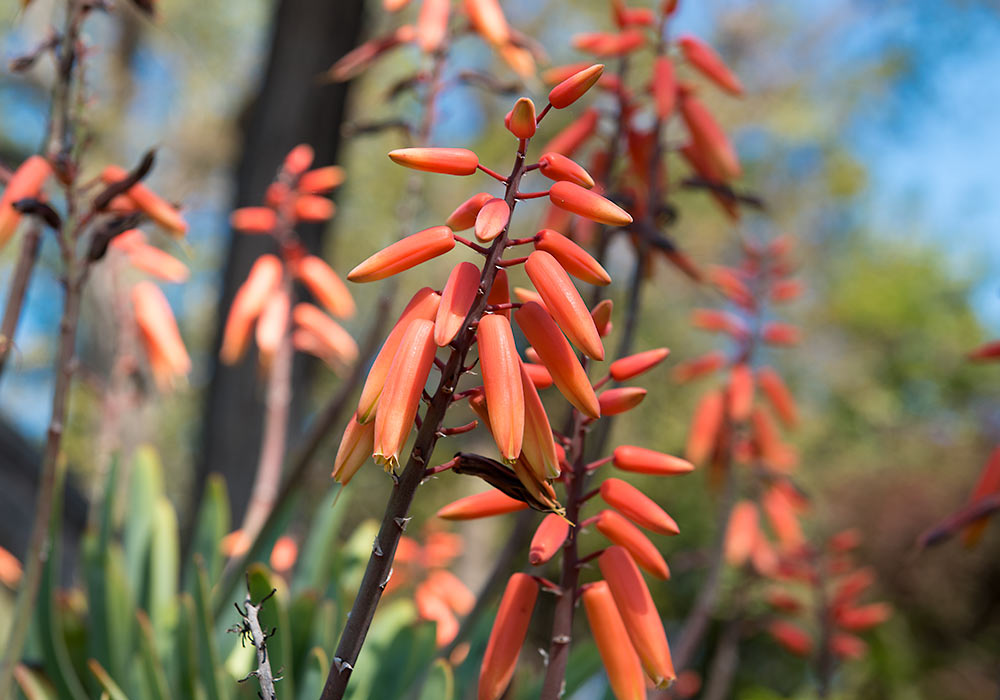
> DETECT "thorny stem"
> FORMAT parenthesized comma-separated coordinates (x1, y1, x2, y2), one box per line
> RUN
(0, 225, 43, 375)
(319, 141, 532, 700)
(236, 584, 279, 700)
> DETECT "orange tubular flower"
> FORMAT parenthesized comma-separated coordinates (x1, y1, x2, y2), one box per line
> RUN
(613, 445, 694, 476)
(599, 547, 676, 687)
(294, 255, 355, 318)
(835, 603, 892, 632)
(525, 251, 604, 360)
(534, 229, 610, 285)
(653, 57, 676, 119)
(448, 192, 494, 231)
(573, 30, 645, 56)
(478, 314, 525, 463)
(475, 198, 511, 243)
(347, 226, 455, 283)
(600, 478, 679, 535)
(126, 244, 190, 283)
(724, 500, 759, 567)
(478, 573, 538, 700)
(486, 267, 511, 319)
(292, 303, 359, 367)
(101, 165, 188, 237)
(255, 290, 291, 368)
(728, 363, 754, 421)
(538, 153, 595, 188)
(373, 319, 437, 470)
(220, 254, 283, 364)
(582, 582, 646, 700)
(388, 147, 479, 175)
(544, 107, 600, 157)
(529, 513, 570, 565)
(294, 195, 335, 222)
(437, 490, 529, 520)
(416, 0, 449, 53)
(519, 360, 560, 479)
(284, 144, 314, 175)
(521, 362, 552, 389)
(465, 0, 510, 46)
(131, 282, 191, 388)
(598, 387, 647, 416)
(762, 321, 801, 346)
(548, 181, 632, 226)
(678, 35, 744, 96)
(610, 348, 670, 381)
(762, 485, 805, 552)
(231, 206, 278, 233)
(548, 63, 604, 108)
(298, 165, 345, 193)
(686, 390, 725, 463)
(591, 299, 613, 337)
(332, 412, 376, 485)
(436, 262, 481, 346)
(515, 302, 600, 418)
(357, 287, 441, 423)
(767, 621, 813, 657)
(595, 510, 670, 579)
(672, 350, 727, 383)
(755, 366, 798, 427)
(507, 97, 537, 139)
(678, 96, 741, 180)
(415, 583, 459, 647)
(0, 155, 51, 247)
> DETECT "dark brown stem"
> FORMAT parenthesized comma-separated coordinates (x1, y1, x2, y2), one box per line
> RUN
(0, 225, 43, 375)
(319, 144, 532, 700)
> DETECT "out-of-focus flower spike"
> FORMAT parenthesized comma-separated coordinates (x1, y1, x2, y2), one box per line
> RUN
(475, 198, 511, 243)
(599, 387, 647, 416)
(294, 194, 335, 222)
(231, 206, 277, 234)
(591, 299, 613, 337)
(686, 390, 725, 463)
(127, 244, 190, 283)
(0, 155, 51, 247)
(724, 500, 759, 567)
(519, 359, 560, 479)
(526, 250, 604, 360)
(653, 57, 676, 119)
(348, 226, 455, 283)
(600, 478, 679, 535)
(478, 573, 538, 700)
(132, 281, 191, 389)
(672, 351, 726, 383)
(220, 255, 283, 364)
(537, 153, 595, 189)
(324, 26, 415, 83)
(691, 309, 747, 336)
(478, 314, 525, 464)
(332, 412, 375, 485)
(506, 97, 536, 139)
(707, 265, 753, 305)
(464, 0, 510, 47)
(373, 319, 437, 470)
(417, 0, 449, 53)
(487, 267, 510, 319)
(543, 107, 600, 157)
(447, 192, 494, 231)
(610, 348, 670, 381)
(548, 63, 604, 108)
(756, 366, 798, 427)
(522, 362, 552, 389)
(762, 322, 801, 346)
(582, 581, 647, 700)
(529, 513, 570, 565)
(436, 262, 481, 346)
(388, 147, 479, 176)
(101, 165, 188, 237)
(762, 486, 805, 553)
(728, 363, 754, 421)
(678, 36, 744, 96)
(549, 181, 632, 227)
(515, 302, 600, 418)
(298, 165, 345, 194)
(255, 289, 291, 369)
(292, 303, 359, 368)
(438, 489, 529, 520)
(294, 255, 355, 318)
(573, 31, 644, 57)
(283, 144, 314, 175)
(613, 445, 693, 476)
(768, 621, 813, 657)
(679, 95, 741, 180)
(357, 287, 440, 423)
(534, 229, 609, 286)
(599, 547, 676, 687)
(595, 510, 670, 579)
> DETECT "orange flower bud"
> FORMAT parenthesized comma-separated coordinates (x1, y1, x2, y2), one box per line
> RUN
(0, 545, 23, 588)
(220, 255, 283, 364)
(767, 621, 812, 657)
(534, 229, 609, 285)
(756, 366, 798, 427)
(526, 250, 604, 360)
(542, 62, 594, 85)
(425, 569, 476, 616)
(297, 165, 346, 194)
(283, 144, 314, 175)
(529, 513, 570, 565)
(110, 228, 146, 251)
(678, 95, 741, 180)
(436, 262, 481, 346)
(294, 255, 355, 318)
(270, 536, 298, 573)
(829, 529, 862, 553)
(294, 194, 335, 222)
(437, 489, 530, 520)
(582, 581, 647, 700)
(519, 360, 560, 479)
(487, 267, 510, 319)
(478, 573, 538, 700)
(332, 412, 375, 485)
(348, 226, 455, 283)
(724, 501, 759, 567)
(653, 57, 676, 119)
(770, 278, 803, 303)
(596, 510, 669, 579)
(831, 633, 867, 661)
(598, 547, 676, 687)
(686, 390, 724, 463)
(543, 107, 600, 157)
(464, 0, 509, 46)
(255, 290, 291, 368)
(127, 244, 190, 284)
(478, 314, 525, 463)
(101, 165, 188, 237)
(475, 198, 511, 243)
(728, 363, 754, 421)
(591, 299, 613, 337)
(506, 97, 537, 139)
(762, 486, 804, 553)
(548, 63, 604, 108)
(600, 478, 679, 535)
(538, 152, 595, 189)
(292, 303, 359, 368)
(389, 147, 479, 175)
(598, 387, 647, 416)
(0, 155, 51, 247)
(766, 589, 803, 613)
(515, 302, 600, 418)
(417, 0, 449, 53)
(678, 36, 744, 96)
(548, 181, 632, 227)
(230, 206, 277, 233)
(613, 445, 694, 476)
(835, 603, 892, 632)
(761, 322, 801, 346)
(521, 362, 552, 389)
(691, 309, 747, 336)
(833, 568, 876, 608)
(513, 286, 546, 309)
(707, 265, 752, 305)
(358, 288, 441, 422)
(447, 192, 494, 231)
(415, 583, 460, 647)
(610, 348, 670, 382)
(373, 319, 437, 470)
(132, 282, 191, 390)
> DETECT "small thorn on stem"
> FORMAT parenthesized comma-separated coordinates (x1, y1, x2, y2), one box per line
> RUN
(393, 516, 412, 530)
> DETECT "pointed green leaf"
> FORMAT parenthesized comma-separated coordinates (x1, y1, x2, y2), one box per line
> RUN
(88, 660, 128, 700)
(184, 474, 230, 594)
(124, 446, 164, 605)
(294, 647, 328, 700)
(13, 665, 58, 700)
(148, 497, 179, 640)
(295, 485, 348, 595)
(135, 611, 170, 700)
(419, 659, 454, 700)
(192, 556, 228, 700)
